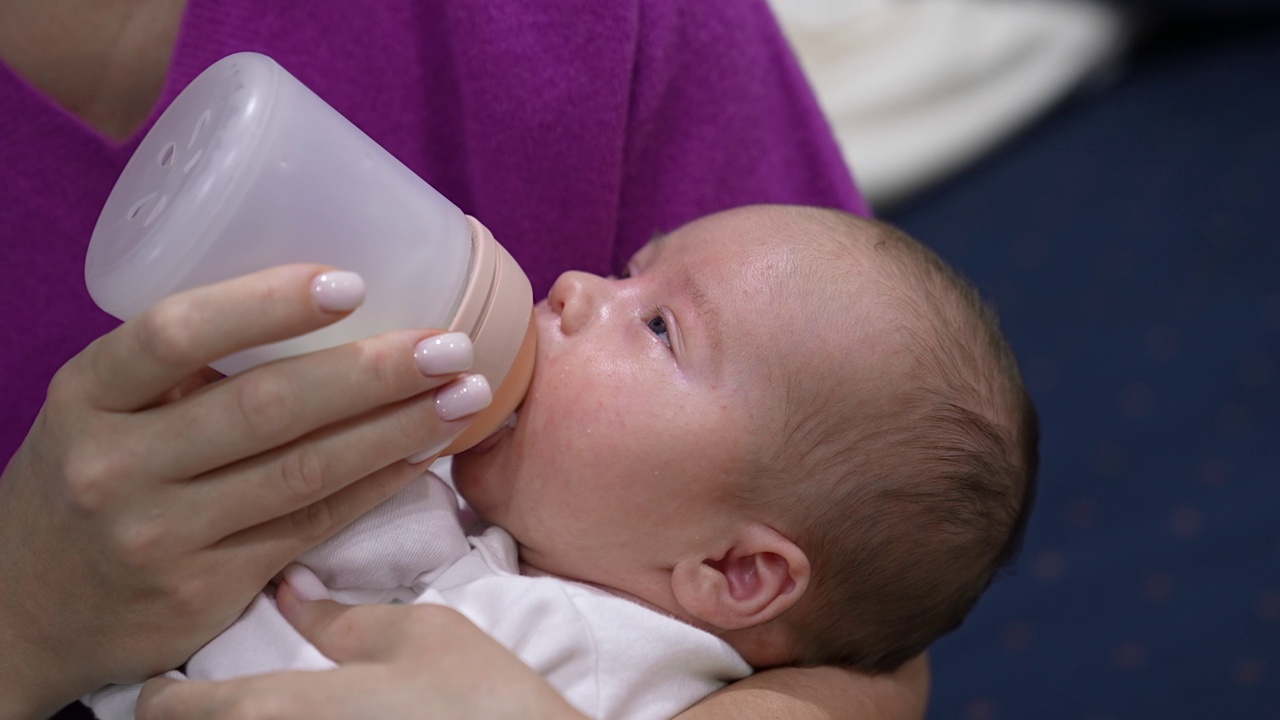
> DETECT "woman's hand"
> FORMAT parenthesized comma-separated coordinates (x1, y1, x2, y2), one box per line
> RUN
(136, 580, 585, 720)
(135, 575, 928, 720)
(0, 265, 490, 719)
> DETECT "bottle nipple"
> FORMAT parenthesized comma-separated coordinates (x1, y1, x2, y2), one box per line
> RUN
(434, 216, 536, 457)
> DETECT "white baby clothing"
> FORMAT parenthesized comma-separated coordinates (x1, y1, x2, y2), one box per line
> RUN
(86, 472, 751, 720)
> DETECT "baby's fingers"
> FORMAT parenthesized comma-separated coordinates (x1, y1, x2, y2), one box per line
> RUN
(74, 264, 362, 412)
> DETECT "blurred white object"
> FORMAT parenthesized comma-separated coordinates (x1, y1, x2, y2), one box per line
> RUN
(770, 0, 1129, 208)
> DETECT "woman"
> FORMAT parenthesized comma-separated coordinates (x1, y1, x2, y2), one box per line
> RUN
(0, 1, 926, 718)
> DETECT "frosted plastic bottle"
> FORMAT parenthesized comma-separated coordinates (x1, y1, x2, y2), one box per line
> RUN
(85, 52, 535, 457)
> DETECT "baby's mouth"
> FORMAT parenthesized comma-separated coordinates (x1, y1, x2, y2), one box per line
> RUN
(469, 406, 519, 454)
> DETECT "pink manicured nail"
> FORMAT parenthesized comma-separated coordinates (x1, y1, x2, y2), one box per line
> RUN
(281, 564, 331, 602)
(435, 374, 492, 421)
(311, 271, 366, 313)
(415, 332, 473, 376)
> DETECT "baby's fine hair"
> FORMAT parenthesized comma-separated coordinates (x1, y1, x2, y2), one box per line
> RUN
(742, 208, 1040, 672)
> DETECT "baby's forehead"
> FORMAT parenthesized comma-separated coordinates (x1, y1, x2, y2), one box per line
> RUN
(660, 210, 895, 318)
(675, 210, 911, 373)
(664, 206, 890, 273)
(675, 209, 905, 307)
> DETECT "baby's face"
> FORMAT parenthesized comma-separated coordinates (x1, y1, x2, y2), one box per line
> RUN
(451, 207, 890, 591)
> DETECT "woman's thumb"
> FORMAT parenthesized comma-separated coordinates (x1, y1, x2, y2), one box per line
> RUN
(277, 564, 405, 663)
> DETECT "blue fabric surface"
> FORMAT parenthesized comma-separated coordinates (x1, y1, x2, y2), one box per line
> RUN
(886, 18, 1280, 720)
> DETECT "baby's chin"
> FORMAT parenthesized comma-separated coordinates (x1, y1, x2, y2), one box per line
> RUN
(466, 410, 517, 454)
(448, 454, 489, 521)
(450, 411, 518, 516)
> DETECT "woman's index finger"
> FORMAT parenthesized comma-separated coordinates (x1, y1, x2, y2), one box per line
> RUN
(81, 264, 356, 412)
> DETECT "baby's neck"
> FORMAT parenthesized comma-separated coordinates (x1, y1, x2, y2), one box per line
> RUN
(517, 558, 678, 620)
(516, 559, 554, 579)
(519, 558, 795, 669)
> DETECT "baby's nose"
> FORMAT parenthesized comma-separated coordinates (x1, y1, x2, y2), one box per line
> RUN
(548, 270, 606, 335)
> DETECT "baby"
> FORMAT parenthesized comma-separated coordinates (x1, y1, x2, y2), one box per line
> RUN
(87, 204, 1038, 720)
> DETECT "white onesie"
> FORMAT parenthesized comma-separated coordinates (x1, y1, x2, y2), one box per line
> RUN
(86, 471, 751, 720)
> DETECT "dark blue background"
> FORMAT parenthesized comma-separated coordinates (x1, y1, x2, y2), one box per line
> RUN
(887, 14, 1280, 720)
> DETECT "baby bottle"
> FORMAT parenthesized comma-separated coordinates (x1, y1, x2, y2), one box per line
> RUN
(85, 52, 535, 457)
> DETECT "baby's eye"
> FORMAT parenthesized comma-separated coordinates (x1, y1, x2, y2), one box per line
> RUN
(646, 314, 671, 348)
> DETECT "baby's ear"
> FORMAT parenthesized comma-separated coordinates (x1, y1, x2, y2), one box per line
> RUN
(671, 523, 810, 631)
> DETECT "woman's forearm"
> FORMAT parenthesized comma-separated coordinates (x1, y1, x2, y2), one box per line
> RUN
(678, 655, 930, 720)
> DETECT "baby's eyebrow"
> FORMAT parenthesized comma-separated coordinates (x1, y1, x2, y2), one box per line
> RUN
(625, 232, 668, 271)
(640, 232, 725, 366)
(677, 269, 725, 363)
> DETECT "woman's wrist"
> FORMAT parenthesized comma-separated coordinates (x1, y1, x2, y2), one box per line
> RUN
(0, 494, 69, 720)
(0, 606, 72, 720)
(0, 606, 82, 719)
(0, 457, 105, 720)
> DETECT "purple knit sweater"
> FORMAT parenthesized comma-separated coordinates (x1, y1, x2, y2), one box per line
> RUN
(0, 0, 864, 465)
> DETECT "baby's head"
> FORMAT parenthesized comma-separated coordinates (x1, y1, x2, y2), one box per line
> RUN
(453, 205, 1038, 672)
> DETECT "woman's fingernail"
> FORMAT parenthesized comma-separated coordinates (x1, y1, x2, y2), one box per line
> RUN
(311, 271, 366, 313)
(415, 332, 473, 376)
(435, 374, 492, 421)
(282, 564, 331, 602)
